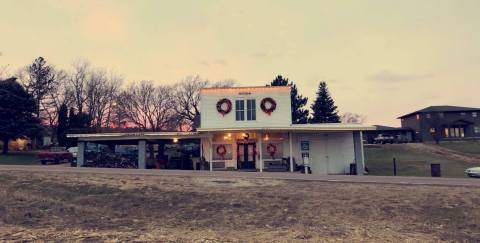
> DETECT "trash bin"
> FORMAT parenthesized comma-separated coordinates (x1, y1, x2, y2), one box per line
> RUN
(431, 163, 441, 177)
(350, 163, 357, 175)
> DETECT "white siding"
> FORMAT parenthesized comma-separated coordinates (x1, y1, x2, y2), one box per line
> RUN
(291, 132, 355, 175)
(200, 87, 291, 129)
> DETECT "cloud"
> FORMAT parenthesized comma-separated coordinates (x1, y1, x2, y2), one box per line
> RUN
(79, 9, 128, 42)
(369, 70, 433, 82)
(198, 59, 228, 67)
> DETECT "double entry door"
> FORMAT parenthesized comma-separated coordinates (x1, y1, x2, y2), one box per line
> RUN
(237, 143, 256, 169)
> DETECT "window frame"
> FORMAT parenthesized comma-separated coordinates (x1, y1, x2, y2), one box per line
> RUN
(246, 99, 256, 121)
(235, 100, 245, 121)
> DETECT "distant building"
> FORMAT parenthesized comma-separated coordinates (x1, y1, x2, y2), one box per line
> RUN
(363, 125, 414, 144)
(398, 106, 480, 142)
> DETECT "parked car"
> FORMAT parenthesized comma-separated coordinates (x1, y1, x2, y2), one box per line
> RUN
(37, 147, 73, 165)
(465, 167, 480, 178)
(373, 134, 395, 144)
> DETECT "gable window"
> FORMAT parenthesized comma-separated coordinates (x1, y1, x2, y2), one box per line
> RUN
(473, 112, 478, 118)
(235, 100, 245, 121)
(246, 99, 256, 120)
(416, 114, 420, 120)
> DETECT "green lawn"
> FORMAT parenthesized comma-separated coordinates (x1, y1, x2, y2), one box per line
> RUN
(0, 151, 39, 165)
(436, 140, 480, 154)
(364, 144, 478, 178)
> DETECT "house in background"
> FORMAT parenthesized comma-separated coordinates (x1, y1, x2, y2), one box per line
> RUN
(398, 106, 480, 142)
(363, 125, 414, 144)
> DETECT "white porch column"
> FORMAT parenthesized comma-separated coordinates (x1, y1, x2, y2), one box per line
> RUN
(289, 132, 293, 172)
(353, 131, 365, 175)
(77, 141, 85, 167)
(258, 132, 263, 172)
(138, 140, 146, 169)
(208, 135, 213, 171)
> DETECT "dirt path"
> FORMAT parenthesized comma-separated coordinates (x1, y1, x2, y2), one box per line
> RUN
(405, 143, 480, 163)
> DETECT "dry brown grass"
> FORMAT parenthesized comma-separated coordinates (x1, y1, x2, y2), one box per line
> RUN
(0, 171, 479, 242)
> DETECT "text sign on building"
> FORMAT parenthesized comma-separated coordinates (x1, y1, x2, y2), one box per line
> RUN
(300, 141, 309, 151)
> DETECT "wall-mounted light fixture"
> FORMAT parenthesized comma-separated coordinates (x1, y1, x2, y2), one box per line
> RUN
(173, 138, 179, 143)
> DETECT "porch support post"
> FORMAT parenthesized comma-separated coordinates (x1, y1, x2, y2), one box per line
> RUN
(138, 140, 146, 169)
(209, 135, 213, 171)
(353, 131, 365, 175)
(289, 132, 293, 172)
(77, 141, 85, 167)
(258, 132, 263, 172)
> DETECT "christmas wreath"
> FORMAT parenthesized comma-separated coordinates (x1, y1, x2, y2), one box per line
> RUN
(216, 98, 232, 116)
(266, 143, 277, 158)
(260, 97, 277, 115)
(216, 145, 227, 159)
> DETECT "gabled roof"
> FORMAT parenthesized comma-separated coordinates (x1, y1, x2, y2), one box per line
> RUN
(398, 106, 480, 119)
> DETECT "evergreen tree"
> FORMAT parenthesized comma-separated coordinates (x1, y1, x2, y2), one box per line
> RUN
(0, 77, 41, 154)
(310, 81, 340, 123)
(56, 104, 68, 146)
(25, 57, 57, 119)
(269, 75, 309, 124)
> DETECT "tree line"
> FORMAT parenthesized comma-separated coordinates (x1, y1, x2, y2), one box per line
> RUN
(0, 56, 365, 153)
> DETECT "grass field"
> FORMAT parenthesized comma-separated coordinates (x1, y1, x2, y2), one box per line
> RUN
(364, 144, 480, 178)
(0, 171, 479, 242)
(0, 151, 38, 165)
(436, 140, 480, 155)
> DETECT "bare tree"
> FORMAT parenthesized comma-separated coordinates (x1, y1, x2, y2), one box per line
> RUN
(0, 65, 10, 79)
(172, 76, 209, 129)
(211, 79, 237, 88)
(340, 112, 367, 124)
(68, 60, 90, 114)
(117, 80, 175, 131)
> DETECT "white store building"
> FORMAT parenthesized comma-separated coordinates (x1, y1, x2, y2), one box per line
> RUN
(68, 86, 373, 175)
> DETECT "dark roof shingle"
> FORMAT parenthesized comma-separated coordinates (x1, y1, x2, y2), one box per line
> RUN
(398, 106, 480, 119)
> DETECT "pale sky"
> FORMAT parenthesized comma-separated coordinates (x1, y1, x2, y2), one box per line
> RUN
(1, 0, 479, 126)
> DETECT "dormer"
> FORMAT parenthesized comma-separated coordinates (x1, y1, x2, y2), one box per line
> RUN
(199, 86, 291, 129)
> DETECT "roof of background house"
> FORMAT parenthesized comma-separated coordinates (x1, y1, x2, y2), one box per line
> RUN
(398, 106, 480, 119)
(373, 125, 412, 131)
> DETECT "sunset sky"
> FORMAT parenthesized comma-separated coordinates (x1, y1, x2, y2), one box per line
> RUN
(1, 0, 479, 126)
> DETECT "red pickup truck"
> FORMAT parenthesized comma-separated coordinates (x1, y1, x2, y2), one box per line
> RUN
(37, 147, 73, 165)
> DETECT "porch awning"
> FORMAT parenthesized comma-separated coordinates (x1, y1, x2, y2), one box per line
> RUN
(66, 131, 207, 141)
(197, 123, 375, 132)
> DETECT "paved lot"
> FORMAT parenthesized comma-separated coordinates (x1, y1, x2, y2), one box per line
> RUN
(1, 165, 479, 187)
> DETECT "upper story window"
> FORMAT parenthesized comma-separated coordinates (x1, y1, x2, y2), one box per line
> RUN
(438, 112, 444, 118)
(416, 114, 420, 120)
(475, 126, 480, 134)
(246, 99, 256, 120)
(473, 112, 478, 118)
(236, 99, 256, 121)
(426, 114, 431, 119)
(461, 112, 466, 116)
(235, 100, 245, 121)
